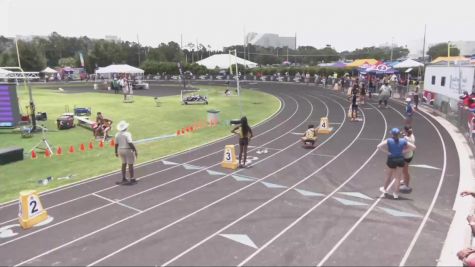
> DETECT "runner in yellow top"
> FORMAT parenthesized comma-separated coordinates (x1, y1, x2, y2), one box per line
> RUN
(231, 116, 253, 168)
(301, 124, 318, 146)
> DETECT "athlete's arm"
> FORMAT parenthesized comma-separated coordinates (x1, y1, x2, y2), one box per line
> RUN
(377, 140, 389, 154)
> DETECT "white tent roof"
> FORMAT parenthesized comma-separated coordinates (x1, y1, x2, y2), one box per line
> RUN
(393, 59, 424, 68)
(196, 54, 258, 69)
(0, 68, 12, 78)
(95, 64, 144, 74)
(41, 67, 57, 73)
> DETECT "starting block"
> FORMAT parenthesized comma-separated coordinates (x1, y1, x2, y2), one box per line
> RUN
(221, 145, 239, 169)
(317, 117, 333, 134)
(18, 190, 48, 229)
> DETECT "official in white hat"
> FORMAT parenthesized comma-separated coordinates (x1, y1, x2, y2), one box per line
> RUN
(114, 120, 138, 185)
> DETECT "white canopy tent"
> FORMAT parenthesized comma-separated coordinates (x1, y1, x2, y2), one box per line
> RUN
(0, 68, 12, 79)
(196, 54, 258, 69)
(95, 64, 144, 75)
(40, 67, 57, 74)
(393, 59, 424, 69)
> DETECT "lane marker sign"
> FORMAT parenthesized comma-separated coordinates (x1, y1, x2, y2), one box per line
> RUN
(18, 190, 48, 229)
(317, 117, 333, 134)
(222, 145, 239, 169)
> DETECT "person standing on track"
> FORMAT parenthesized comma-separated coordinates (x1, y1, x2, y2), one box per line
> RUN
(360, 83, 367, 105)
(115, 121, 138, 185)
(405, 97, 414, 126)
(401, 126, 415, 193)
(232, 116, 253, 168)
(377, 128, 416, 199)
(350, 85, 359, 121)
(378, 81, 392, 108)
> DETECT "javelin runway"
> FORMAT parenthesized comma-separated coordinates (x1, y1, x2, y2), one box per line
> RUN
(0, 82, 459, 266)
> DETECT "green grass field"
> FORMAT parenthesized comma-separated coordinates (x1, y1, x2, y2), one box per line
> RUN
(0, 85, 280, 203)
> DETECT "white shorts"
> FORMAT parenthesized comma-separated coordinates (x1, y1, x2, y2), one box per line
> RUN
(118, 148, 135, 164)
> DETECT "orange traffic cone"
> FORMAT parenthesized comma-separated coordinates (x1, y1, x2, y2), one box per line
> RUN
(109, 138, 115, 147)
(56, 146, 63, 156)
(80, 143, 86, 152)
(31, 150, 37, 159)
(44, 148, 51, 158)
(99, 140, 104, 148)
(69, 145, 75, 153)
(88, 142, 94, 150)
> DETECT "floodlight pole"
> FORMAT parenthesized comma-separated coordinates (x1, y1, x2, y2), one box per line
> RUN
(15, 38, 37, 131)
(233, 49, 243, 117)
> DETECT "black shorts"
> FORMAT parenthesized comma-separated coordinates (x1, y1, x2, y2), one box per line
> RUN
(404, 157, 413, 163)
(351, 105, 358, 112)
(387, 157, 405, 169)
(239, 138, 249, 146)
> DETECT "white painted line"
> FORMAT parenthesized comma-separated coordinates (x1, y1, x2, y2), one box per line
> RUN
(219, 234, 258, 249)
(410, 164, 442, 170)
(12, 94, 320, 266)
(237, 102, 386, 267)
(338, 192, 373, 201)
(319, 100, 447, 267)
(87, 94, 332, 267)
(310, 153, 336, 158)
(317, 189, 388, 266)
(92, 194, 142, 213)
(162, 95, 354, 267)
(396, 107, 447, 266)
(0, 95, 294, 227)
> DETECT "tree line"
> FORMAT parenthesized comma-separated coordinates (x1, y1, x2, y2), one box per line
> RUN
(0, 32, 460, 74)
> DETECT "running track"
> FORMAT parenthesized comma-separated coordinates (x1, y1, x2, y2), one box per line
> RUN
(0, 82, 459, 266)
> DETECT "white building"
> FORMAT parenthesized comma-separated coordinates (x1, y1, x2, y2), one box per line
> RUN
(246, 33, 296, 49)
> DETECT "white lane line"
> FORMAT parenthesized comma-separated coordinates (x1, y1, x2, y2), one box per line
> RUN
(0, 95, 300, 245)
(317, 182, 394, 266)
(12, 94, 319, 266)
(0, 91, 285, 210)
(237, 102, 386, 267)
(161, 95, 351, 266)
(310, 153, 336, 158)
(396, 108, 447, 266)
(84, 94, 330, 267)
(0, 95, 293, 226)
(317, 99, 446, 266)
(92, 194, 142, 213)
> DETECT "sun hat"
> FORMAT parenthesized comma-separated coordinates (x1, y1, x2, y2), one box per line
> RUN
(117, 120, 129, 132)
(391, 128, 400, 135)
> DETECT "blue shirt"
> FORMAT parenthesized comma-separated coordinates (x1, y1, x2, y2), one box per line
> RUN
(387, 138, 407, 158)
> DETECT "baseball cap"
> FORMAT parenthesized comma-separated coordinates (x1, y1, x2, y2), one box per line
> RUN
(391, 128, 400, 135)
(405, 97, 412, 102)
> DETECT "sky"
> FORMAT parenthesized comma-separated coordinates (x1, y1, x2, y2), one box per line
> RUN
(1, 0, 474, 53)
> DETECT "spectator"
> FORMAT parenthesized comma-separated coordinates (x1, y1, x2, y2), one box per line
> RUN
(378, 82, 392, 108)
